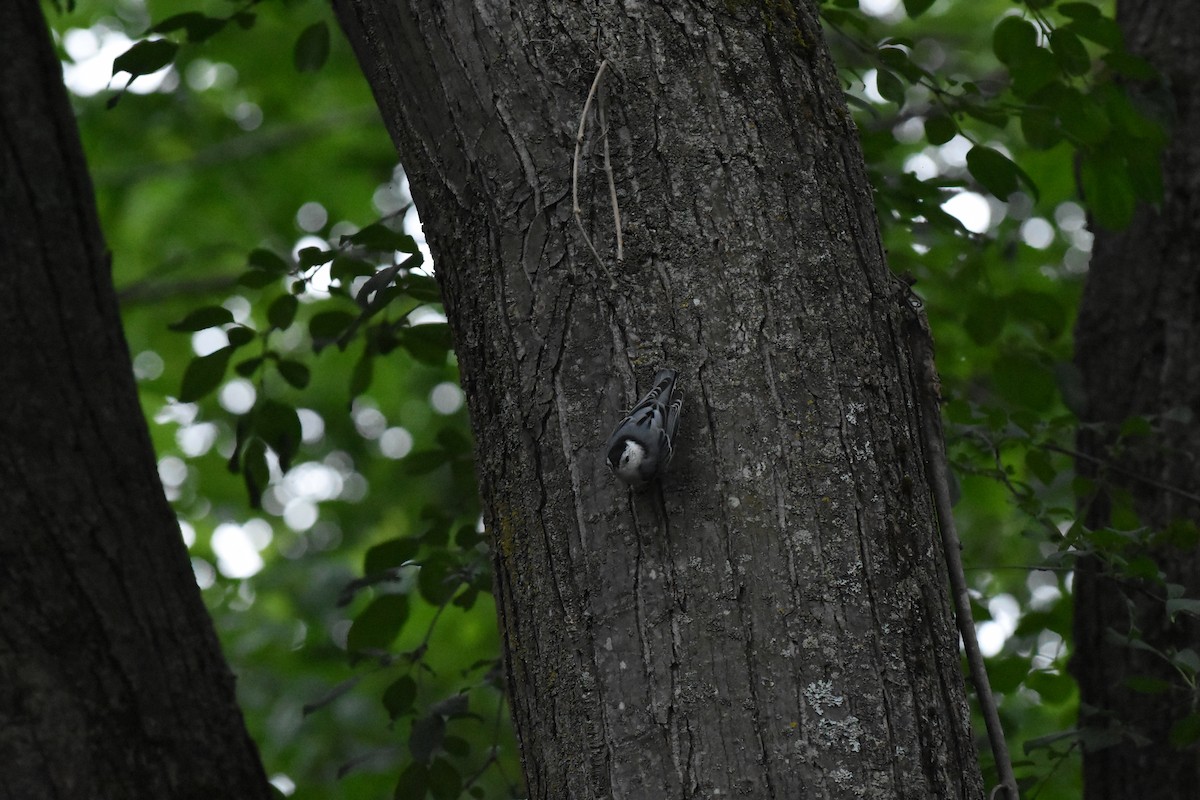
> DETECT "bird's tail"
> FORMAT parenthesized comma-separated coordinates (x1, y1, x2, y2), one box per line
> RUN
(634, 368, 676, 411)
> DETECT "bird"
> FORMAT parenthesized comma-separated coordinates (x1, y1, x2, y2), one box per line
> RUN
(605, 368, 683, 488)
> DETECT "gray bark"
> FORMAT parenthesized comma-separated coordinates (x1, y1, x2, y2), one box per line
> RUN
(1072, 0, 1200, 796)
(331, 1, 983, 797)
(0, 3, 272, 798)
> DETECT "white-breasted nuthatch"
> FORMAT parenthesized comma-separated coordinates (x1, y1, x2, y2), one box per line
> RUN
(605, 368, 683, 488)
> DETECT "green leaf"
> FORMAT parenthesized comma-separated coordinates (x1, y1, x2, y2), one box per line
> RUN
(404, 274, 443, 304)
(1057, 89, 1111, 145)
(877, 47, 923, 82)
(1026, 670, 1074, 704)
(1100, 84, 1166, 143)
(1073, 16, 1124, 50)
(455, 523, 482, 550)
(168, 306, 233, 333)
(1021, 105, 1062, 150)
(427, 758, 462, 800)
(1058, 2, 1100, 20)
(235, 356, 264, 377)
(350, 351, 374, 400)
(298, 246, 335, 269)
(228, 415, 249, 472)
(1163, 520, 1200, 549)
(1010, 48, 1059, 98)
(151, 12, 226, 43)
(294, 21, 331, 73)
(242, 437, 269, 509)
(963, 103, 1009, 129)
(179, 346, 234, 402)
(330, 256, 379, 285)
(419, 518, 452, 549)
(395, 762, 428, 800)
(267, 294, 299, 331)
(452, 587, 479, 610)
(343, 223, 419, 253)
(409, 714, 446, 764)
(1102, 50, 1155, 79)
(966, 145, 1025, 200)
(383, 676, 417, 719)
(902, 0, 935, 18)
(1049, 28, 1091, 75)
(401, 450, 450, 477)
(365, 537, 421, 575)
(310, 309, 357, 345)
(256, 399, 302, 471)
(227, 326, 256, 348)
(276, 359, 310, 389)
(876, 69, 907, 106)
(418, 554, 456, 605)
(993, 16, 1038, 66)
(1169, 715, 1200, 748)
(924, 113, 957, 145)
(249, 248, 290, 273)
(1025, 449, 1056, 484)
(347, 593, 409, 653)
(112, 39, 178, 79)
(402, 324, 454, 366)
(355, 264, 404, 307)
(1123, 675, 1173, 695)
(441, 735, 470, 757)
(435, 428, 471, 454)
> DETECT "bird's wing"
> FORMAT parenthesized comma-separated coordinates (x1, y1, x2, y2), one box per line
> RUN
(664, 392, 682, 448)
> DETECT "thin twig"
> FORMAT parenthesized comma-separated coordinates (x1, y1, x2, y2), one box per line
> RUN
(460, 693, 508, 793)
(902, 293, 1019, 800)
(117, 274, 238, 305)
(1043, 442, 1200, 506)
(572, 59, 616, 288)
(598, 91, 623, 263)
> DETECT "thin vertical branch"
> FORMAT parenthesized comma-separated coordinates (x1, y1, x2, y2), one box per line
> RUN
(598, 92, 623, 263)
(902, 291, 1019, 800)
(572, 59, 616, 287)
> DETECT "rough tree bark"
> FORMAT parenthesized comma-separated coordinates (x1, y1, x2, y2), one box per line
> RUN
(0, 4, 272, 798)
(1072, 1, 1200, 797)
(331, 2, 985, 797)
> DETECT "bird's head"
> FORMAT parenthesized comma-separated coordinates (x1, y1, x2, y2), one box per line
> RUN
(607, 438, 648, 486)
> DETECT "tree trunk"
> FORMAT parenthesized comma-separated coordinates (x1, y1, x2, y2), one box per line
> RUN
(1072, 1, 1200, 796)
(0, 4, 272, 798)
(331, 2, 984, 797)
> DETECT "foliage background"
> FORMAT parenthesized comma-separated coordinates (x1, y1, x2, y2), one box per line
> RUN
(46, 0, 1162, 796)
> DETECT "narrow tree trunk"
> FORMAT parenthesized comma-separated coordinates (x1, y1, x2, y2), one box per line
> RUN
(1072, 1, 1200, 796)
(332, 2, 983, 796)
(0, 4, 272, 797)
